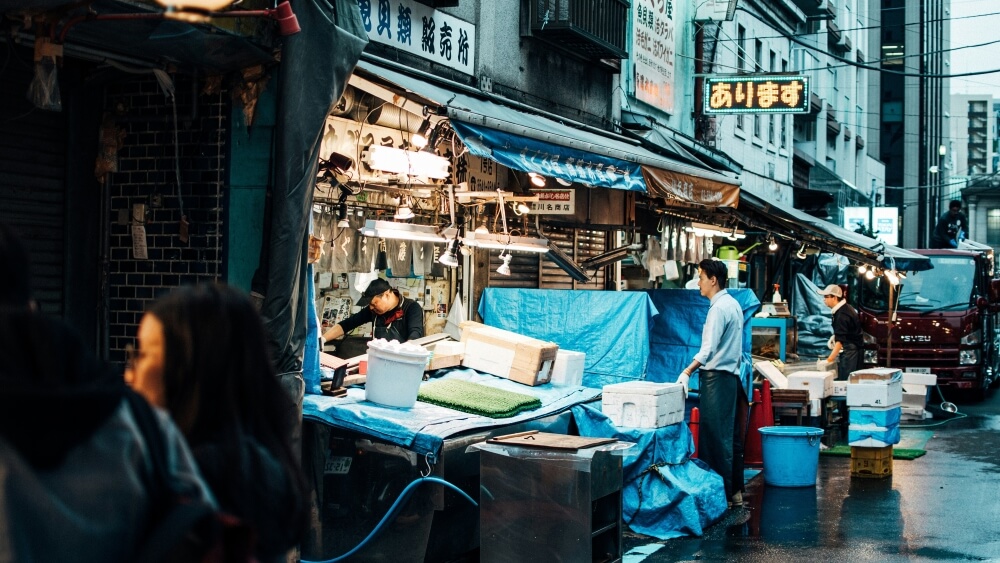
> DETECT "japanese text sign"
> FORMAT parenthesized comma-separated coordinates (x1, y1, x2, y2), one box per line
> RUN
(704, 75, 809, 114)
(631, 0, 675, 113)
(527, 189, 576, 215)
(358, 0, 476, 75)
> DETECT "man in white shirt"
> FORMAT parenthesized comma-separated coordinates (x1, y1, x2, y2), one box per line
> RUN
(677, 258, 747, 509)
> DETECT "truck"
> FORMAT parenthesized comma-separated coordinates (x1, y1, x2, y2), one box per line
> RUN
(853, 244, 1000, 400)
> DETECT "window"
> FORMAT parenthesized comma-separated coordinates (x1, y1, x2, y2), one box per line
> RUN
(781, 59, 788, 148)
(768, 50, 776, 144)
(988, 209, 1000, 247)
(754, 39, 763, 138)
(737, 26, 746, 131)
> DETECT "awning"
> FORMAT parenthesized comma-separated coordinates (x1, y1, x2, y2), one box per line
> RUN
(731, 192, 931, 271)
(352, 58, 740, 207)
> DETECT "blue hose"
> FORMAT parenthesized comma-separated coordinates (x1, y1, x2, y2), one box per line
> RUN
(300, 476, 478, 563)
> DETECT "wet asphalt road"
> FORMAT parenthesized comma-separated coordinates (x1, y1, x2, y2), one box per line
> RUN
(624, 388, 1000, 562)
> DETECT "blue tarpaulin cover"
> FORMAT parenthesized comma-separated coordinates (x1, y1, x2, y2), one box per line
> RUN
(302, 368, 600, 460)
(645, 289, 761, 397)
(478, 288, 658, 388)
(572, 403, 727, 538)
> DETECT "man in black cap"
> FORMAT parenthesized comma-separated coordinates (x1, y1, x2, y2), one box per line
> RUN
(322, 278, 425, 343)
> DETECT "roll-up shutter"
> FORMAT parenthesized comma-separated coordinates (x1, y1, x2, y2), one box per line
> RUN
(486, 248, 539, 288)
(541, 226, 606, 290)
(0, 50, 67, 316)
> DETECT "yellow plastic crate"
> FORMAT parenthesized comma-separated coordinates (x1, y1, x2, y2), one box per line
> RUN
(850, 446, 893, 478)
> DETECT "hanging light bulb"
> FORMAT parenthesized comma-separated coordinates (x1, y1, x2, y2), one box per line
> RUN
(411, 118, 433, 149)
(885, 269, 901, 286)
(337, 203, 350, 229)
(865, 268, 876, 280)
(496, 250, 512, 276)
(528, 172, 547, 188)
(795, 243, 807, 260)
(515, 202, 531, 215)
(767, 236, 778, 252)
(394, 196, 415, 221)
(474, 221, 490, 235)
(857, 264, 867, 275)
(438, 239, 460, 268)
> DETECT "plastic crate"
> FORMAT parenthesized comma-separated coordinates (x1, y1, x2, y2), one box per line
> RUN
(850, 445, 893, 479)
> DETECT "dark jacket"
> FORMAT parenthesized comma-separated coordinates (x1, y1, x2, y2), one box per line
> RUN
(832, 302, 863, 348)
(932, 210, 968, 248)
(338, 292, 425, 342)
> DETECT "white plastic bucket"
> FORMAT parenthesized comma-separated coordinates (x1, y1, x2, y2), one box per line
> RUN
(365, 339, 430, 408)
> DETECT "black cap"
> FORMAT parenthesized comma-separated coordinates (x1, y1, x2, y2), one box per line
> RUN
(356, 278, 393, 307)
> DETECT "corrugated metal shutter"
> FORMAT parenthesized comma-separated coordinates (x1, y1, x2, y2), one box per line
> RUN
(486, 248, 540, 288)
(542, 226, 606, 290)
(0, 52, 67, 315)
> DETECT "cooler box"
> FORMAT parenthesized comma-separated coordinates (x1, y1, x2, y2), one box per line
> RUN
(849, 405, 901, 427)
(849, 367, 903, 383)
(786, 371, 835, 399)
(602, 381, 685, 429)
(550, 350, 586, 387)
(848, 423, 901, 447)
(459, 321, 558, 386)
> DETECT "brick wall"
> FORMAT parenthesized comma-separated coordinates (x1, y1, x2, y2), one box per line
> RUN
(104, 74, 228, 364)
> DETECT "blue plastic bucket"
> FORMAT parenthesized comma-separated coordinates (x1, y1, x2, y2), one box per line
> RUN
(758, 426, 824, 487)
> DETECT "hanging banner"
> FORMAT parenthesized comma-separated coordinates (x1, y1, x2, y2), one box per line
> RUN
(642, 166, 740, 207)
(630, 0, 675, 113)
(357, 0, 476, 75)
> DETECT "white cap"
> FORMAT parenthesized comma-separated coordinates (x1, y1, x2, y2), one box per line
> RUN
(818, 284, 843, 298)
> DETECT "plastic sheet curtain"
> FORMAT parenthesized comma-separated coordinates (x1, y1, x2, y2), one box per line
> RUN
(258, 0, 368, 373)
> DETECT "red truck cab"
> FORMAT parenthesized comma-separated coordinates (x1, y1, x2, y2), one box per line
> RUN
(853, 248, 1000, 400)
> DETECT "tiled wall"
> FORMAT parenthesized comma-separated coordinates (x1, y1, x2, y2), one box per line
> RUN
(103, 74, 228, 363)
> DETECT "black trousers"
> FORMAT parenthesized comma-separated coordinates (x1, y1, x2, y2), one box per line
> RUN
(699, 369, 748, 499)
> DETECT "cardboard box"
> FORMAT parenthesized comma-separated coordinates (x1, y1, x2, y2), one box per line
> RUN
(550, 350, 585, 387)
(602, 381, 685, 428)
(786, 371, 835, 399)
(459, 321, 558, 386)
(849, 367, 903, 384)
(849, 405, 901, 427)
(831, 382, 848, 397)
(425, 340, 464, 371)
(847, 379, 902, 407)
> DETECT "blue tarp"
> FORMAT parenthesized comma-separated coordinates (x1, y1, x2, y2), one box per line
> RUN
(572, 403, 727, 538)
(645, 289, 761, 398)
(302, 368, 600, 461)
(478, 288, 658, 388)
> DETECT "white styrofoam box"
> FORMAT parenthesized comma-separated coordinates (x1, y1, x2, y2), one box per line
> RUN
(831, 383, 848, 397)
(602, 381, 685, 429)
(808, 398, 822, 417)
(848, 423, 901, 447)
(432, 340, 466, 356)
(753, 361, 787, 389)
(903, 372, 938, 386)
(900, 405, 926, 420)
(550, 350, 586, 387)
(901, 384, 929, 408)
(849, 367, 903, 383)
(786, 371, 835, 399)
(847, 379, 902, 407)
(849, 405, 901, 427)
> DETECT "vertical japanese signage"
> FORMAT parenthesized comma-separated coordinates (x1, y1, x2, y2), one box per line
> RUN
(703, 75, 809, 114)
(357, 0, 476, 75)
(631, 0, 675, 113)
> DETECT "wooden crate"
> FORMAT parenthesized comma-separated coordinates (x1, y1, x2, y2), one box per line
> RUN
(850, 445, 893, 478)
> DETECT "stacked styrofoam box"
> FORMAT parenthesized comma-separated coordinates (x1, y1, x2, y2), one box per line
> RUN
(786, 371, 835, 399)
(550, 350, 586, 387)
(900, 372, 936, 421)
(602, 381, 685, 429)
(847, 368, 903, 447)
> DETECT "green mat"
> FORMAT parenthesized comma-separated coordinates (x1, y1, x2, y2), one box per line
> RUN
(417, 379, 542, 418)
(821, 445, 926, 460)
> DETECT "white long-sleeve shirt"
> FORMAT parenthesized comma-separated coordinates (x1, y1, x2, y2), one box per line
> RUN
(693, 289, 744, 374)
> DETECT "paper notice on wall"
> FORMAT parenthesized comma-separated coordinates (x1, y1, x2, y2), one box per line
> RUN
(131, 224, 148, 259)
